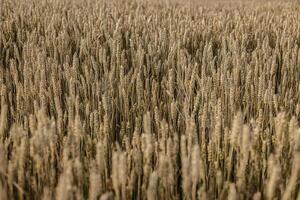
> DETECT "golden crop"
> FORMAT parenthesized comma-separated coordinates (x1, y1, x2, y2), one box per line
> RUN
(0, 0, 299, 199)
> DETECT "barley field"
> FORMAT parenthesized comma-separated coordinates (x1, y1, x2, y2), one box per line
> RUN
(0, 0, 299, 199)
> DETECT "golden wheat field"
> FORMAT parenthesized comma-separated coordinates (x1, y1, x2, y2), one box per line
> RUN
(0, 0, 300, 199)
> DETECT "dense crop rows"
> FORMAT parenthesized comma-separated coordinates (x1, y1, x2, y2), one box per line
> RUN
(0, 0, 299, 199)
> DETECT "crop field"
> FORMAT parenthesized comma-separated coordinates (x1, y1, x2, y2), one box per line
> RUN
(0, 0, 300, 199)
